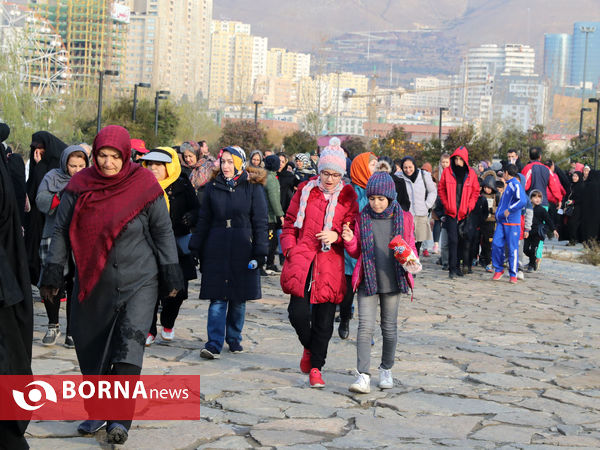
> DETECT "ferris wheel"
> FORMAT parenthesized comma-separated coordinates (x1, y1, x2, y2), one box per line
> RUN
(0, 1, 71, 104)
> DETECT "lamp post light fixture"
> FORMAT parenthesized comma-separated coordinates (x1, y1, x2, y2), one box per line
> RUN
(132, 82, 151, 122)
(154, 90, 170, 136)
(589, 98, 600, 170)
(253, 100, 262, 125)
(439, 107, 449, 147)
(96, 69, 119, 134)
(579, 107, 592, 138)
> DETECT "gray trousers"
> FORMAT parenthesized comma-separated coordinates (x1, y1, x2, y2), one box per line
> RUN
(440, 227, 449, 266)
(356, 290, 401, 375)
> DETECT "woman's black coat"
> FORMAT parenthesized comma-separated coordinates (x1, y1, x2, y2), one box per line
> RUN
(189, 167, 268, 302)
(166, 175, 199, 281)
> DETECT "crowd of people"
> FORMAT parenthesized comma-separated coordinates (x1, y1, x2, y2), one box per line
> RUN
(2, 120, 600, 446)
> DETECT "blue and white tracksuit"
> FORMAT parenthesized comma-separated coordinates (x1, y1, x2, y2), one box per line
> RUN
(492, 178, 527, 277)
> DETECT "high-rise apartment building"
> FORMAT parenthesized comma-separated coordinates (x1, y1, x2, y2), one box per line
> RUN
(153, 0, 212, 100)
(267, 48, 310, 80)
(569, 22, 600, 88)
(123, 0, 158, 88)
(492, 74, 547, 131)
(30, 0, 129, 96)
(454, 44, 536, 122)
(208, 20, 268, 108)
(544, 33, 571, 88)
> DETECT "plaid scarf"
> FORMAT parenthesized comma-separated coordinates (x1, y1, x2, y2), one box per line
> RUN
(359, 200, 409, 296)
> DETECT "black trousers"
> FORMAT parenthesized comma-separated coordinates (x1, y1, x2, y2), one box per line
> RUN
(445, 217, 465, 272)
(288, 276, 337, 370)
(108, 362, 141, 431)
(568, 207, 582, 243)
(524, 233, 542, 265)
(266, 222, 279, 267)
(43, 262, 74, 334)
(338, 275, 354, 321)
(149, 280, 188, 336)
(479, 221, 495, 265)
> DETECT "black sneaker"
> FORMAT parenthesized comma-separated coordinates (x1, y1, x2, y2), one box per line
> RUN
(77, 420, 107, 435)
(42, 325, 61, 346)
(64, 335, 75, 349)
(228, 342, 244, 353)
(260, 268, 271, 276)
(200, 346, 220, 359)
(106, 423, 128, 444)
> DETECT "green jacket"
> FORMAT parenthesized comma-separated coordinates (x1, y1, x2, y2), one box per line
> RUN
(265, 171, 284, 222)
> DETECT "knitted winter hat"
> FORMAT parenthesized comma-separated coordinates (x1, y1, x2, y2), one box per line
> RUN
(366, 171, 397, 201)
(295, 152, 310, 165)
(264, 154, 280, 172)
(318, 138, 346, 175)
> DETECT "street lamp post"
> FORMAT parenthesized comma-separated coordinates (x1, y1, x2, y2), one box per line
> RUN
(96, 69, 119, 134)
(579, 107, 592, 138)
(439, 107, 449, 146)
(154, 90, 170, 136)
(253, 101, 262, 125)
(132, 82, 151, 122)
(580, 26, 596, 109)
(589, 98, 600, 170)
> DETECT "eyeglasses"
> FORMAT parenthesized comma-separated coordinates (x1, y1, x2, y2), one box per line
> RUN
(320, 171, 342, 179)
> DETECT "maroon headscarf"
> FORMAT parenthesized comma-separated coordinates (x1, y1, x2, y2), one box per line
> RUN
(65, 125, 163, 302)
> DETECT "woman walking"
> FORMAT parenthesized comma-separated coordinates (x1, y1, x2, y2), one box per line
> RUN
(399, 156, 437, 256)
(181, 140, 215, 206)
(36, 145, 89, 347)
(142, 147, 199, 345)
(25, 131, 67, 284)
(40, 126, 182, 444)
(280, 143, 358, 388)
(189, 146, 268, 359)
(566, 171, 584, 245)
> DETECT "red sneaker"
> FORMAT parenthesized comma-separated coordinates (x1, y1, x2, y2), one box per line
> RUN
(509, 276, 518, 284)
(309, 368, 325, 388)
(492, 271, 504, 281)
(422, 249, 430, 257)
(60, 297, 67, 302)
(300, 349, 311, 374)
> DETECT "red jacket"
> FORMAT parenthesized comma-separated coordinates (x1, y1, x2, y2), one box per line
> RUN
(437, 146, 480, 221)
(280, 180, 358, 304)
(546, 172, 566, 205)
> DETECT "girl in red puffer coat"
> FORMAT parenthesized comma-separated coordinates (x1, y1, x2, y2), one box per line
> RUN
(280, 140, 358, 389)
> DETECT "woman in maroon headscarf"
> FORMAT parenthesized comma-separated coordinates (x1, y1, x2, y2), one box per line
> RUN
(39, 125, 182, 444)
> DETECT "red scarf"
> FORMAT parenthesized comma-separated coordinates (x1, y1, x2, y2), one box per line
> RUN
(65, 126, 163, 302)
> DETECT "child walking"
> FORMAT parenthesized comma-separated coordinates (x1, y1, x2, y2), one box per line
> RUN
(343, 172, 418, 393)
(524, 189, 559, 271)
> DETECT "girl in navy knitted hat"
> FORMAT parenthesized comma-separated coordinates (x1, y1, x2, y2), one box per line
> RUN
(343, 171, 419, 393)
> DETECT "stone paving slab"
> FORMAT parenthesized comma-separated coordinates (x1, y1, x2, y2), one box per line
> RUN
(25, 257, 600, 448)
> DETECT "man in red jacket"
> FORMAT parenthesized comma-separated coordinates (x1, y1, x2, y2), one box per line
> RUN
(437, 146, 480, 278)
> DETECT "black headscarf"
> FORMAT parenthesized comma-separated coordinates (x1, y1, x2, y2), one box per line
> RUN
(24, 131, 67, 283)
(570, 171, 585, 204)
(401, 156, 419, 183)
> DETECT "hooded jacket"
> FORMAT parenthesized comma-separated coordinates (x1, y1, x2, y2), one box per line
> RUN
(437, 146, 480, 221)
(36, 145, 89, 239)
(496, 177, 527, 224)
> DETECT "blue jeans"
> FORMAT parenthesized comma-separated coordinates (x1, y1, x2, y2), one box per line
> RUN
(206, 300, 246, 352)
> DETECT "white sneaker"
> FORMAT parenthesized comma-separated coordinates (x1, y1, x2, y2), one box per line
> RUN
(145, 334, 155, 347)
(379, 368, 394, 389)
(517, 270, 524, 280)
(349, 371, 371, 394)
(161, 328, 175, 341)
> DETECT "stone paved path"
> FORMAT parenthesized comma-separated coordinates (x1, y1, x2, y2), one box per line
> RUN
(26, 257, 600, 448)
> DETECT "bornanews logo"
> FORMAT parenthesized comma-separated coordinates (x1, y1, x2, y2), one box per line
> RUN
(0, 375, 200, 420)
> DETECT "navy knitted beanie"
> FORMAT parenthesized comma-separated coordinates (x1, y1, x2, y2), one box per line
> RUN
(366, 171, 397, 201)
